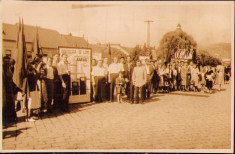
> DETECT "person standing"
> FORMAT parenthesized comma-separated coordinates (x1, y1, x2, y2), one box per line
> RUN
(91, 59, 97, 102)
(120, 57, 128, 77)
(151, 60, 158, 93)
(126, 56, 135, 103)
(42, 57, 58, 112)
(176, 62, 182, 91)
(103, 58, 110, 101)
(216, 63, 224, 91)
(108, 57, 124, 102)
(191, 63, 200, 92)
(132, 60, 147, 104)
(57, 54, 70, 112)
(92, 59, 107, 103)
(2, 56, 17, 126)
(186, 62, 192, 91)
(180, 61, 187, 91)
(154, 63, 161, 93)
(158, 64, 167, 92)
(52, 54, 61, 109)
(144, 59, 154, 99)
(172, 64, 178, 91)
(116, 72, 126, 103)
(205, 66, 214, 94)
(165, 64, 173, 91)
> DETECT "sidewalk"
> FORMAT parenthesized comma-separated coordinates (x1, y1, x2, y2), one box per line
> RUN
(2, 83, 232, 150)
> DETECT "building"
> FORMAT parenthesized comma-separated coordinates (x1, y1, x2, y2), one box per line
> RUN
(2, 23, 88, 59)
(2, 23, 132, 61)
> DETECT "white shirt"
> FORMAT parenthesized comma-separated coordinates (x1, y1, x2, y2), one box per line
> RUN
(46, 65, 54, 79)
(57, 61, 69, 75)
(108, 63, 124, 74)
(92, 66, 107, 77)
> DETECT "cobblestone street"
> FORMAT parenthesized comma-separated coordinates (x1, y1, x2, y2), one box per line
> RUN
(2, 83, 232, 151)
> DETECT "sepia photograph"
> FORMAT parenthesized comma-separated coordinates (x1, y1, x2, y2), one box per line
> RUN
(0, 0, 234, 153)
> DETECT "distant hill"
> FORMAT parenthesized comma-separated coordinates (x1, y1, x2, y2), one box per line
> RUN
(197, 43, 231, 59)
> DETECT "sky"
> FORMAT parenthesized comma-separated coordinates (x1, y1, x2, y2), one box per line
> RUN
(1, 1, 233, 48)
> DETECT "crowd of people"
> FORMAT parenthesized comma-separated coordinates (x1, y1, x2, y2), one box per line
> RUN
(91, 55, 230, 105)
(2, 54, 71, 125)
(2, 53, 230, 126)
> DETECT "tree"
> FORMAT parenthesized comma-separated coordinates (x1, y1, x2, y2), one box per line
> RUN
(196, 51, 221, 67)
(157, 27, 197, 63)
(131, 45, 142, 60)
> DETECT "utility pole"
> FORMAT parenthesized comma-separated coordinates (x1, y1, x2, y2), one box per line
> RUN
(144, 20, 154, 48)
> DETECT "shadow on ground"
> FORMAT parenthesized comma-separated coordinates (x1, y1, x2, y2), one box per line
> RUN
(2, 127, 31, 139)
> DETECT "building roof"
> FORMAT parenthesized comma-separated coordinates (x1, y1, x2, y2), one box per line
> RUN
(2, 23, 88, 49)
(61, 34, 88, 48)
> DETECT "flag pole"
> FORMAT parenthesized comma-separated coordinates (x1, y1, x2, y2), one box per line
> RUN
(22, 17, 29, 122)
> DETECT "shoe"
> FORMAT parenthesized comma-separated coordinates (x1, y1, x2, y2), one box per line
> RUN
(28, 118, 36, 122)
(31, 116, 39, 120)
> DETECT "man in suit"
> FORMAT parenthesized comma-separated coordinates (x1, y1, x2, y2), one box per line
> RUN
(132, 60, 147, 104)
(144, 59, 154, 99)
(125, 55, 135, 102)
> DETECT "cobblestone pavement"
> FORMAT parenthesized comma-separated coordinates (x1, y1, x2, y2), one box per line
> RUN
(2, 83, 232, 151)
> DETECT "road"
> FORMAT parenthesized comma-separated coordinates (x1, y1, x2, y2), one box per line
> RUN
(2, 83, 232, 151)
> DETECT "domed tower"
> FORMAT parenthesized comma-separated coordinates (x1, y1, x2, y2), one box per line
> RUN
(176, 24, 182, 31)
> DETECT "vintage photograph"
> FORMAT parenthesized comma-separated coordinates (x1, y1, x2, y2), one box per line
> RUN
(1, 0, 234, 152)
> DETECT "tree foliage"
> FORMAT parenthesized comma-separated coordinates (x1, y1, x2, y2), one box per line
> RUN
(130, 44, 153, 60)
(197, 51, 221, 67)
(157, 29, 197, 63)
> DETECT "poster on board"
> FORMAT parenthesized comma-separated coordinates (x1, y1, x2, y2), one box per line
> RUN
(58, 47, 91, 103)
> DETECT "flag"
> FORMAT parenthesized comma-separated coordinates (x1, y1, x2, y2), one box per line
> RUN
(31, 27, 41, 60)
(13, 17, 28, 93)
(107, 43, 111, 63)
(16, 17, 21, 48)
(108, 43, 111, 55)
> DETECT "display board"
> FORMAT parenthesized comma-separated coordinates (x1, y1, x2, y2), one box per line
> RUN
(58, 47, 91, 103)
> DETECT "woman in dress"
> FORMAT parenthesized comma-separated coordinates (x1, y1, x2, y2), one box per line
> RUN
(191, 63, 200, 92)
(205, 66, 214, 94)
(158, 64, 166, 92)
(199, 66, 206, 93)
(216, 63, 224, 91)
(180, 61, 187, 91)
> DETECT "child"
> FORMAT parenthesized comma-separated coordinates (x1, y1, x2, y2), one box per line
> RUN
(116, 72, 125, 103)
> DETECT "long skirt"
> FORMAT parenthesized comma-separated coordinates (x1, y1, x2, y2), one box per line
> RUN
(206, 80, 213, 89)
(217, 72, 224, 85)
(159, 75, 164, 87)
